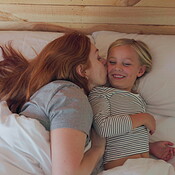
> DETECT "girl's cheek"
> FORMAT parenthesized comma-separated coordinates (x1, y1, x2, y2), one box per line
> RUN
(107, 65, 112, 72)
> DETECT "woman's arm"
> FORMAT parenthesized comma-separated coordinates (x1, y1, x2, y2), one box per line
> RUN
(51, 128, 105, 175)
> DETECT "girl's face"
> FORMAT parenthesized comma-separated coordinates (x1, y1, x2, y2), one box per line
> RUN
(107, 45, 146, 92)
(85, 44, 107, 90)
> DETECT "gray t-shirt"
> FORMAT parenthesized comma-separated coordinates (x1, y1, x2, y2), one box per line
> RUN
(20, 80, 93, 138)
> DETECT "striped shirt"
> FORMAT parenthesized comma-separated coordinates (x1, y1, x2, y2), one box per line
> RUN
(89, 86, 149, 164)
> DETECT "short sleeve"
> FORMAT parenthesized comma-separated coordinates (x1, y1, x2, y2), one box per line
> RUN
(47, 85, 93, 135)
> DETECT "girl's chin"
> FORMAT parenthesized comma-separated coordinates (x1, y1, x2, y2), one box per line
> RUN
(110, 84, 120, 89)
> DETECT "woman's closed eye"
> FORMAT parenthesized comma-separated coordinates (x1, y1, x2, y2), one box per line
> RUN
(108, 60, 116, 65)
(97, 56, 102, 61)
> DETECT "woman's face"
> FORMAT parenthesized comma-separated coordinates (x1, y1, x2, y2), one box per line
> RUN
(107, 45, 146, 92)
(85, 44, 107, 90)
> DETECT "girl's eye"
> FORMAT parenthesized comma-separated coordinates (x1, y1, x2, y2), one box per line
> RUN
(123, 63, 131, 66)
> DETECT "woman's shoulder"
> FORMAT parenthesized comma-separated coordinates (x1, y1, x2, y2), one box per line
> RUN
(30, 80, 87, 106)
(37, 80, 84, 96)
(44, 80, 81, 91)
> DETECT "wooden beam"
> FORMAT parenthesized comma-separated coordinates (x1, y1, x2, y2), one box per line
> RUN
(0, 22, 175, 35)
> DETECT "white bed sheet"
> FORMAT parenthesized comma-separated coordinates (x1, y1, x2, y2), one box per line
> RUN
(98, 158, 175, 175)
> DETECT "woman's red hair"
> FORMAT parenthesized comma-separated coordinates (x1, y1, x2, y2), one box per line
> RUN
(0, 31, 91, 113)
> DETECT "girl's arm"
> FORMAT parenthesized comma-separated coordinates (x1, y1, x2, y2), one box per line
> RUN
(51, 128, 105, 175)
(89, 96, 155, 137)
(130, 113, 156, 134)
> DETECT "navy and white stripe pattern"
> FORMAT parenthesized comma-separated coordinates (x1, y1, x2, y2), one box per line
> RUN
(89, 86, 149, 164)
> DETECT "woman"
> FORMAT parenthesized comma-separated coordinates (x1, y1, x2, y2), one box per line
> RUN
(0, 32, 107, 175)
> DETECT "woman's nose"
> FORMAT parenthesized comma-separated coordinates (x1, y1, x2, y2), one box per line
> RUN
(100, 58, 107, 65)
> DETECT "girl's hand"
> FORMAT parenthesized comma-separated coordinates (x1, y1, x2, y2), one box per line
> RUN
(130, 113, 156, 134)
(150, 141, 175, 161)
(143, 113, 156, 135)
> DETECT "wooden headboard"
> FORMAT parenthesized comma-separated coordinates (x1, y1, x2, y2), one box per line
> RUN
(0, 0, 175, 35)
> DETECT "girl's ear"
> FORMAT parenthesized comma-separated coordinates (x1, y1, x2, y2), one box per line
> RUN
(137, 65, 146, 78)
(76, 64, 86, 77)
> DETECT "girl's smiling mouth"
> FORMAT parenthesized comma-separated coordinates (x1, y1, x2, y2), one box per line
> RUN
(112, 74, 126, 79)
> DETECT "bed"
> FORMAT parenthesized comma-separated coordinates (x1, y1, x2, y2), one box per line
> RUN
(0, 1, 175, 175)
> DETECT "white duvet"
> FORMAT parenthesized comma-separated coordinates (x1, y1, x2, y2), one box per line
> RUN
(0, 101, 174, 175)
(0, 101, 51, 175)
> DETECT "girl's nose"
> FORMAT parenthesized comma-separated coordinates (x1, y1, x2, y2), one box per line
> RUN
(115, 64, 123, 71)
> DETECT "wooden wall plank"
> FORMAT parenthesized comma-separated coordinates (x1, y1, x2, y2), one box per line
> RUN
(82, 7, 175, 25)
(136, 0, 175, 7)
(0, 4, 175, 25)
(0, 0, 131, 6)
(0, 0, 174, 7)
(0, 0, 174, 35)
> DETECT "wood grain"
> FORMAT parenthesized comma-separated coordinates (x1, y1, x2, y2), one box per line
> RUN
(0, 0, 174, 34)
(0, 5, 174, 25)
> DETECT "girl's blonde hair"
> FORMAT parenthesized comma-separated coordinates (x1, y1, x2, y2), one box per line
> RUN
(107, 38, 152, 74)
(0, 31, 91, 113)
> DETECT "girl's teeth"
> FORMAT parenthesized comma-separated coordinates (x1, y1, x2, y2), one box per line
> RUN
(113, 75, 124, 78)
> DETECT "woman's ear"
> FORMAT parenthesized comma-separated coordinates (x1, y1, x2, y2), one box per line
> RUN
(76, 64, 86, 77)
(137, 65, 146, 78)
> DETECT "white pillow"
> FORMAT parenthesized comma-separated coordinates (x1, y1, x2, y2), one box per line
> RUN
(0, 31, 64, 60)
(0, 31, 94, 60)
(92, 31, 175, 144)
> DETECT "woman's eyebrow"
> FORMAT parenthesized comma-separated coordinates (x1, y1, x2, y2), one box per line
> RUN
(108, 56, 116, 59)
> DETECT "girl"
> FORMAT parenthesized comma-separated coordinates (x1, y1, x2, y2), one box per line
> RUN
(89, 38, 175, 170)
